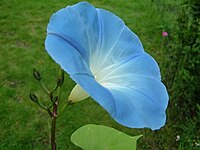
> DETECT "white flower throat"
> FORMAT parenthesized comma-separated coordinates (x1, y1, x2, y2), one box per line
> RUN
(69, 64, 115, 102)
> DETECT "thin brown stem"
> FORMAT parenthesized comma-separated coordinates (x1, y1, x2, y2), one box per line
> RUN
(51, 118, 56, 150)
(51, 103, 57, 150)
(50, 69, 64, 150)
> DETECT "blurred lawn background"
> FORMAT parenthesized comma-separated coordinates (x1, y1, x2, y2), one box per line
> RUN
(0, 0, 199, 149)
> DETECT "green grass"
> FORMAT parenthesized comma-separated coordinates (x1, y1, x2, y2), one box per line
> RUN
(0, 0, 199, 149)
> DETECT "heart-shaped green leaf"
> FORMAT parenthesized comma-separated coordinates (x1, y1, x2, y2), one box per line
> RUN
(71, 124, 142, 150)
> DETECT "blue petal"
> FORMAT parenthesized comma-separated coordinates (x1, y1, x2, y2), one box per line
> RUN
(45, 34, 92, 75)
(97, 53, 169, 129)
(46, 2, 144, 74)
(90, 9, 144, 73)
(109, 84, 168, 130)
(46, 2, 99, 65)
(96, 53, 168, 129)
(96, 53, 161, 83)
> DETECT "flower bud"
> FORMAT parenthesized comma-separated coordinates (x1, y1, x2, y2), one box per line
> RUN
(30, 93, 38, 102)
(33, 69, 41, 81)
(57, 78, 64, 86)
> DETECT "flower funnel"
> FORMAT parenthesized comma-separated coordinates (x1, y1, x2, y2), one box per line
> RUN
(45, 2, 169, 130)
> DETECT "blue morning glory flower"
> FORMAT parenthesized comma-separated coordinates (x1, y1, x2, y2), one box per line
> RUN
(45, 2, 169, 130)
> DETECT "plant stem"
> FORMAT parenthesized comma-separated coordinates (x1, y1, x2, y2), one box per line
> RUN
(50, 69, 64, 150)
(51, 100, 58, 150)
(39, 80, 50, 95)
(51, 115, 57, 150)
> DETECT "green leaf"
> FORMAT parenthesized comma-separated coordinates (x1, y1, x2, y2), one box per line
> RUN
(71, 124, 142, 150)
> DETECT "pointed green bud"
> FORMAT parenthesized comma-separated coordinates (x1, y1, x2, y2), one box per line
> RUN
(33, 68, 41, 81)
(30, 93, 38, 102)
(57, 78, 64, 86)
(57, 70, 65, 86)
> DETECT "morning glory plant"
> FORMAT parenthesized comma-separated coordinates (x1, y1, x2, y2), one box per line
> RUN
(31, 1, 169, 149)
